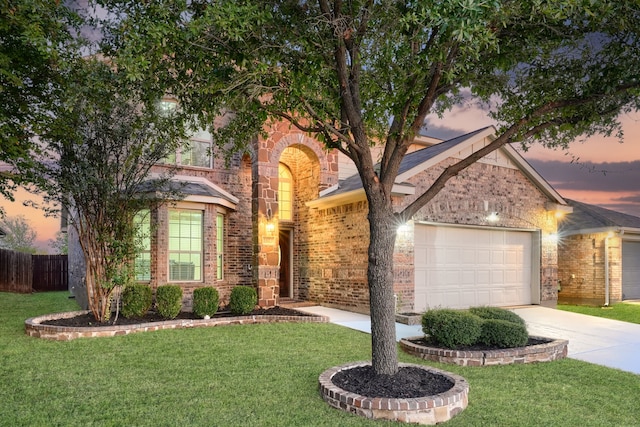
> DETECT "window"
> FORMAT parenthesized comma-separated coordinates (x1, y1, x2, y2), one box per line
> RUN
(134, 210, 151, 281)
(216, 213, 224, 280)
(181, 130, 211, 167)
(168, 209, 203, 281)
(278, 163, 293, 221)
(163, 134, 212, 168)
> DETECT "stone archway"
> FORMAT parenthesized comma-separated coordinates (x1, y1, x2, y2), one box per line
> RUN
(252, 126, 338, 306)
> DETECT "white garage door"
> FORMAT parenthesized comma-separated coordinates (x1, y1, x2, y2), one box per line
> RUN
(414, 224, 533, 311)
(622, 240, 640, 300)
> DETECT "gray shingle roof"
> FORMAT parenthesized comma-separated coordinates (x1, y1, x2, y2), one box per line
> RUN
(560, 199, 640, 232)
(136, 179, 237, 204)
(326, 127, 492, 197)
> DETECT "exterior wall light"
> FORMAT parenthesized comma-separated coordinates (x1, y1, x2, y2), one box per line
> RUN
(265, 221, 276, 235)
(486, 212, 499, 222)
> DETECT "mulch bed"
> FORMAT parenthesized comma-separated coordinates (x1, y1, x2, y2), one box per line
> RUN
(408, 336, 551, 351)
(42, 306, 311, 328)
(332, 365, 454, 399)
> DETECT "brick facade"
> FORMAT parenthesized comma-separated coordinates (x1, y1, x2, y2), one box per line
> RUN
(305, 158, 561, 313)
(557, 233, 623, 306)
(68, 122, 564, 315)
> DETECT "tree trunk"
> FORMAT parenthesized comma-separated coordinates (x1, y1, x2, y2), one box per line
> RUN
(367, 202, 399, 376)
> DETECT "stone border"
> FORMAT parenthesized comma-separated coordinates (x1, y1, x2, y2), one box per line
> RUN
(25, 310, 329, 341)
(395, 313, 422, 325)
(400, 336, 568, 366)
(319, 361, 468, 425)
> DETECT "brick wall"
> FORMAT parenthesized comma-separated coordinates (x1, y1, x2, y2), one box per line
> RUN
(144, 152, 254, 310)
(558, 233, 622, 306)
(305, 157, 561, 313)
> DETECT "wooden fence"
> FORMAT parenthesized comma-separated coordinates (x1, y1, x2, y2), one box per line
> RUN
(0, 248, 68, 293)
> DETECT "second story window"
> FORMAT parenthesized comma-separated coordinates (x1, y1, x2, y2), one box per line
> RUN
(159, 100, 212, 168)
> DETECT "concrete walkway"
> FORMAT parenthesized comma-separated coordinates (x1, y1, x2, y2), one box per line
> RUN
(297, 305, 640, 375)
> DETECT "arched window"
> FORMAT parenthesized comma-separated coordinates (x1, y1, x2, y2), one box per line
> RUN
(278, 163, 293, 221)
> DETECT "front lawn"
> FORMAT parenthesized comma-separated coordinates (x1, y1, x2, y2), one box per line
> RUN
(558, 302, 640, 325)
(2, 292, 639, 426)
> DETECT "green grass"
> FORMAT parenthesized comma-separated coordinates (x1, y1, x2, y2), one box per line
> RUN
(558, 302, 640, 325)
(1, 292, 639, 427)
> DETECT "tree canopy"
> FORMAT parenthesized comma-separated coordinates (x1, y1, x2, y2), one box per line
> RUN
(33, 59, 189, 321)
(0, 215, 38, 254)
(0, 1, 82, 207)
(96, 0, 640, 374)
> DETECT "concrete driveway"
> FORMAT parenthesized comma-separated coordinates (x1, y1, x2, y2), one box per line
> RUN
(299, 305, 640, 375)
(512, 306, 640, 375)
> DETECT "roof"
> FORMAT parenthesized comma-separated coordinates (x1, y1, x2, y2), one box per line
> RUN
(559, 199, 640, 235)
(138, 175, 239, 210)
(310, 126, 567, 208)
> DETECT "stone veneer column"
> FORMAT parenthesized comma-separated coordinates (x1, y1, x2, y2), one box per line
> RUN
(252, 122, 339, 307)
(253, 160, 280, 307)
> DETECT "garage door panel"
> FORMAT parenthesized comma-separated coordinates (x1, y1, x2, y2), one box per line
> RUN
(414, 225, 532, 311)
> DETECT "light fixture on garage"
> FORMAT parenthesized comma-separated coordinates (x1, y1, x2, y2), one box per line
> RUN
(486, 212, 499, 222)
(398, 223, 410, 234)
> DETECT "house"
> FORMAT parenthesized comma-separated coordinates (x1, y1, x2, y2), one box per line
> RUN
(68, 122, 571, 313)
(557, 199, 640, 306)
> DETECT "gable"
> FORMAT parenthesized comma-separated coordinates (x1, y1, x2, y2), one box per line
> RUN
(311, 126, 568, 209)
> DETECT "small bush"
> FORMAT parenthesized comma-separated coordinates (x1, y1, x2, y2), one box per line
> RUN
(469, 306, 526, 326)
(421, 308, 482, 349)
(479, 318, 529, 348)
(229, 286, 257, 315)
(193, 287, 220, 318)
(155, 285, 183, 319)
(121, 284, 153, 318)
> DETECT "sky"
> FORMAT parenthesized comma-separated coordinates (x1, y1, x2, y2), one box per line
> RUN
(424, 105, 640, 218)
(2, 106, 639, 253)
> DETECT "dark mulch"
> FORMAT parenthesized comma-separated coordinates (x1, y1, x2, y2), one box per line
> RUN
(409, 336, 551, 351)
(42, 306, 311, 328)
(332, 365, 454, 399)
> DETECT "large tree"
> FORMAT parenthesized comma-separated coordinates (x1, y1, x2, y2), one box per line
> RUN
(0, 1, 81, 209)
(33, 59, 189, 322)
(99, 0, 640, 375)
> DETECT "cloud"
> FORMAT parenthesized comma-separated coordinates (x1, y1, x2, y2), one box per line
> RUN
(528, 159, 640, 192)
(527, 159, 640, 217)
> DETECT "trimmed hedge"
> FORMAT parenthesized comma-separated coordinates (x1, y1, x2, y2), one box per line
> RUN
(469, 306, 526, 326)
(479, 318, 529, 348)
(193, 287, 220, 318)
(421, 306, 530, 349)
(229, 286, 257, 315)
(422, 308, 482, 349)
(156, 285, 183, 319)
(121, 284, 153, 318)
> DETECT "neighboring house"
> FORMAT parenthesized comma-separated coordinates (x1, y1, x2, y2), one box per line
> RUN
(557, 199, 640, 306)
(69, 122, 571, 313)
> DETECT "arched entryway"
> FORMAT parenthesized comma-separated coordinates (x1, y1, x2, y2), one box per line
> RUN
(277, 145, 321, 301)
(252, 126, 339, 307)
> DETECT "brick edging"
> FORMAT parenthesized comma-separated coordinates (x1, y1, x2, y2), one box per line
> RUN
(319, 361, 468, 425)
(399, 336, 568, 366)
(25, 311, 329, 341)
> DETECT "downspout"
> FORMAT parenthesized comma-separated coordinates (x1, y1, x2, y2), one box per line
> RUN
(604, 234, 610, 307)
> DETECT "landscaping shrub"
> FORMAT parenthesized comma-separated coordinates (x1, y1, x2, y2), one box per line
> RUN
(193, 287, 220, 318)
(469, 306, 526, 326)
(229, 286, 257, 315)
(421, 308, 482, 349)
(155, 285, 183, 319)
(479, 318, 529, 348)
(121, 284, 153, 318)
